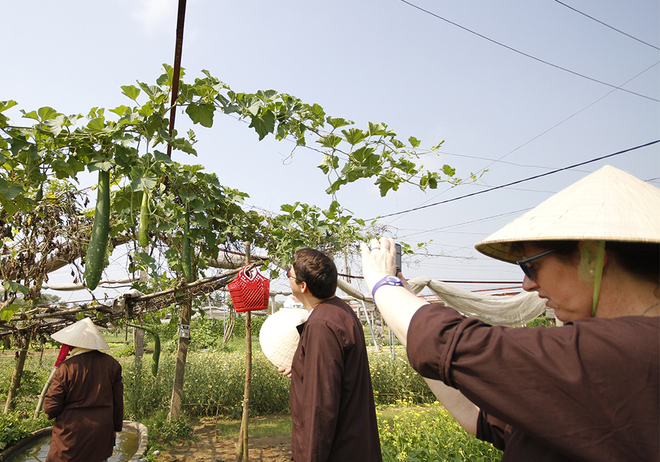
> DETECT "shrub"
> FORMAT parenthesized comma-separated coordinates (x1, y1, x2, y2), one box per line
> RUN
(369, 349, 436, 405)
(378, 402, 502, 462)
(114, 343, 136, 357)
(122, 350, 290, 421)
(527, 316, 553, 327)
(141, 410, 196, 461)
(0, 412, 51, 450)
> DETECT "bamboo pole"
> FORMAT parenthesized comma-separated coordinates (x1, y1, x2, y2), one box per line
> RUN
(34, 367, 56, 419)
(236, 243, 252, 462)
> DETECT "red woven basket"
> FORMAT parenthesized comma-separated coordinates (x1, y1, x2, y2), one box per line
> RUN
(228, 266, 270, 312)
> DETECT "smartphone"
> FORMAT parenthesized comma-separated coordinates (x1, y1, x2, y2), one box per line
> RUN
(395, 243, 402, 274)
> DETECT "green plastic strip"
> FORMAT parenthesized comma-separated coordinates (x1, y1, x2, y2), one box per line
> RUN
(591, 240, 606, 317)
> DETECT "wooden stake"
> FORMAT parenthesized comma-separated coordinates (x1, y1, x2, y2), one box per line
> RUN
(236, 242, 252, 462)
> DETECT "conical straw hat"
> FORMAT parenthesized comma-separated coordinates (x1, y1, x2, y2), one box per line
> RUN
(259, 308, 310, 369)
(51, 318, 109, 350)
(475, 165, 660, 263)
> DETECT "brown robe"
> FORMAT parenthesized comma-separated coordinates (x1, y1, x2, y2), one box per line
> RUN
(44, 350, 124, 462)
(290, 297, 382, 462)
(407, 304, 660, 461)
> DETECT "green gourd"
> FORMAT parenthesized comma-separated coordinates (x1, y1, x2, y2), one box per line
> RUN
(127, 323, 161, 377)
(138, 190, 150, 248)
(84, 170, 110, 291)
(181, 212, 193, 281)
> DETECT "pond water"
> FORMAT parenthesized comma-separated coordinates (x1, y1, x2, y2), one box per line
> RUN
(6, 430, 139, 462)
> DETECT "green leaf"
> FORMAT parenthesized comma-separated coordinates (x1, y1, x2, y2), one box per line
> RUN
(3, 280, 28, 295)
(44, 115, 66, 136)
(0, 100, 18, 113)
(131, 175, 158, 192)
(110, 105, 131, 116)
(121, 85, 141, 101)
(185, 103, 215, 128)
(318, 154, 339, 174)
(138, 82, 161, 98)
(408, 136, 421, 148)
(249, 109, 276, 140)
(0, 305, 17, 322)
(37, 107, 58, 121)
(21, 110, 39, 121)
(327, 117, 352, 129)
(376, 171, 400, 196)
(317, 134, 342, 149)
(86, 117, 107, 132)
(351, 146, 375, 163)
(0, 178, 24, 200)
(154, 150, 174, 164)
(342, 128, 367, 146)
(368, 122, 389, 136)
(442, 164, 456, 177)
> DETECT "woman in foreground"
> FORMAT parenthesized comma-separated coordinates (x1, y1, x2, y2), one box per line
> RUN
(362, 166, 659, 461)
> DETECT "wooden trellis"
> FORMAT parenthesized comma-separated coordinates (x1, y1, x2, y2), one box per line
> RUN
(0, 264, 261, 344)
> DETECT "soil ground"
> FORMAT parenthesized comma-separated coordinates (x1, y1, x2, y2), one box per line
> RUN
(153, 418, 292, 462)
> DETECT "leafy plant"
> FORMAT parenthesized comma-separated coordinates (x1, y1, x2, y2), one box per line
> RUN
(377, 402, 502, 462)
(527, 316, 553, 327)
(0, 412, 51, 450)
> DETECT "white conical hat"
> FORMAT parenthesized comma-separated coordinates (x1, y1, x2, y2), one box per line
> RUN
(51, 318, 109, 350)
(476, 165, 660, 263)
(259, 308, 310, 369)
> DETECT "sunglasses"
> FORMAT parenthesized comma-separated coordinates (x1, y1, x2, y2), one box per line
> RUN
(286, 268, 302, 282)
(517, 246, 568, 280)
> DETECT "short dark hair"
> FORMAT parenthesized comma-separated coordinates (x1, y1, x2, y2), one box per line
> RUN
(293, 248, 337, 300)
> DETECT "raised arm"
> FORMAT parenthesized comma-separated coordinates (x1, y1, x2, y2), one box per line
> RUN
(361, 237, 479, 436)
(360, 238, 426, 346)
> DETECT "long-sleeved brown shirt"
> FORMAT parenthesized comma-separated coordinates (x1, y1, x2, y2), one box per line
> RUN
(290, 297, 382, 462)
(407, 304, 659, 461)
(44, 350, 124, 462)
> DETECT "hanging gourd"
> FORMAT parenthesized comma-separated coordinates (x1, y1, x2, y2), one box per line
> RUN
(84, 169, 110, 291)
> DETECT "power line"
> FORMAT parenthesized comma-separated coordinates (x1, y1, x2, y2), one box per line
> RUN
(554, 0, 660, 51)
(400, 208, 532, 239)
(370, 139, 660, 220)
(405, 59, 660, 216)
(398, 0, 659, 102)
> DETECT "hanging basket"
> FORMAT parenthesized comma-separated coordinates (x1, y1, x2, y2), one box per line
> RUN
(228, 266, 271, 312)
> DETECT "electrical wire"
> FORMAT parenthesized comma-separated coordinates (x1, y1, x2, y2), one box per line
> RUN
(398, 0, 659, 102)
(370, 139, 660, 220)
(554, 0, 660, 51)
(408, 60, 660, 214)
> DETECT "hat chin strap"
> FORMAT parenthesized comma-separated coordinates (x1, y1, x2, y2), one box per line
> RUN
(591, 240, 606, 317)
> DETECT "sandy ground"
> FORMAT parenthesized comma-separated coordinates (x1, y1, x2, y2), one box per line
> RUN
(153, 419, 292, 462)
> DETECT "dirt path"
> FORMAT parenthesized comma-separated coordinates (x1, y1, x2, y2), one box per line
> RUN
(153, 419, 292, 462)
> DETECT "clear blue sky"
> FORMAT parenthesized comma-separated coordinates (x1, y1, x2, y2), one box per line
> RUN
(2, 0, 658, 299)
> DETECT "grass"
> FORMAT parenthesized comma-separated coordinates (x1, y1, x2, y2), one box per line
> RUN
(215, 414, 292, 438)
(1, 328, 503, 461)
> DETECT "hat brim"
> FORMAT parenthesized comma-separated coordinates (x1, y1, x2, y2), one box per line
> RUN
(51, 318, 109, 350)
(475, 166, 660, 263)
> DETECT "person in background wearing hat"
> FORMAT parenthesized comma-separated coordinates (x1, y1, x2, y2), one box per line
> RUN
(361, 165, 659, 461)
(44, 317, 124, 462)
(281, 248, 382, 462)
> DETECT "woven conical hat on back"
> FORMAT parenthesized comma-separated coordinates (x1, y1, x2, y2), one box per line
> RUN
(475, 165, 660, 263)
(259, 308, 309, 369)
(51, 318, 109, 350)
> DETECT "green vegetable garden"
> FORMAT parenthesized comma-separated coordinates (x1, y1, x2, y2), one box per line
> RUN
(0, 36, 494, 459)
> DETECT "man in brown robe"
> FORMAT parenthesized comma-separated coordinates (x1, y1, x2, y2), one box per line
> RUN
(284, 248, 382, 462)
(44, 318, 124, 462)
